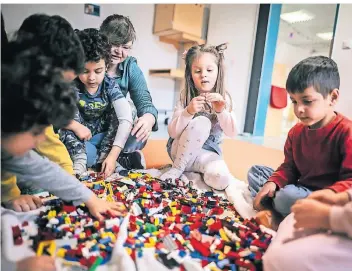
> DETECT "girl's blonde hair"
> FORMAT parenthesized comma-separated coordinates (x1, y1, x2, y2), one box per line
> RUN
(181, 43, 233, 111)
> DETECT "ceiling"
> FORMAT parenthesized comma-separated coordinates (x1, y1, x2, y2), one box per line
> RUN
(278, 4, 337, 52)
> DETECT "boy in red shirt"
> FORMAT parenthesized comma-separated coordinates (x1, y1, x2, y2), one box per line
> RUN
(248, 56, 352, 229)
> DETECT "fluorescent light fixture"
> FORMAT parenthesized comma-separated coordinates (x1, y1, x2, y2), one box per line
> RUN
(316, 32, 333, 41)
(280, 10, 315, 24)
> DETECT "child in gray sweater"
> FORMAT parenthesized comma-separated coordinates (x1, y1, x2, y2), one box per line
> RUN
(1, 37, 125, 271)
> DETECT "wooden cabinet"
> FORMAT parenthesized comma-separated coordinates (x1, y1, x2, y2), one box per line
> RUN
(153, 4, 205, 46)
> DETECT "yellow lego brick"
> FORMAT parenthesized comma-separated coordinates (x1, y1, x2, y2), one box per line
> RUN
(154, 217, 159, 226)
(79, 232, 86, 239)
(219, 228, 230, 242)
(37, 240, 56, 256)
(214, 250, 225, 260)
(144, 243, 153, 248)
(125, 247, 132, 255)
(206, 218, 215, 226)
(64, 217, 71, 224)
(129, 172, 142, 179)
(224, 245, 231, 254)
(56, 248, 66, 258)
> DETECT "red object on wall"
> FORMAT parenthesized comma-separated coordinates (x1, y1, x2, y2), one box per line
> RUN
(270, 85, 287, 109)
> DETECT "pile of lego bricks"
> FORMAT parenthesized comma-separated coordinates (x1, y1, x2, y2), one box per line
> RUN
(12, 172, 273, 271)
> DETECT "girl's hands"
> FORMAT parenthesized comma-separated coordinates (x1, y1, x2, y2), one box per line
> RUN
(202, 93, 226, 113)
(186, 96, 206, 115)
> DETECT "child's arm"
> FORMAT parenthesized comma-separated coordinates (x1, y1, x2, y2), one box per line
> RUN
(168, 101, 196, 139)
(2, 150, 124, 220)
(128, 59, 158, 131)
(328, 126, 352, 192)
(100, 98, 133, 176)
(216, 110, 238, 138)
(267, 127, 300, 188)
(2, 150, 93, 205)
(35, 125, 73, 175)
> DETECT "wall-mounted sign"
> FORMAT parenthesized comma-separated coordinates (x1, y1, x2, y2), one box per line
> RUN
(84, 4, 100, 17)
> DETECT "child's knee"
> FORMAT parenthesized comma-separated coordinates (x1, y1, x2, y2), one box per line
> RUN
(273, 185, 302, 216)
(204, 165, 230, 190)
(187, 116, 211, 133)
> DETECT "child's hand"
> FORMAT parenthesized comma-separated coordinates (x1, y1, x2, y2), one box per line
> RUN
(131, 113, 155, 142)
(308, 189, 349, 206)
(75, 123, 92, 141)
(5, 195, 42, 212)
(16, 255, 56, 271)
(186, 96, 206, 115)
(101, 155, 116, 177)
(253, 182, 277, 211)
(204, 93, 226, 113)
(85, 195, 126, 221)
(291, 198, 331, 230)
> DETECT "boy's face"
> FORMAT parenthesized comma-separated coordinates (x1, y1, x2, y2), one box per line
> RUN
(111, 41, 132, 65)
(289, 86, 338, 129)
(78, 60, 106, 92)
(2, 125, 48, 156)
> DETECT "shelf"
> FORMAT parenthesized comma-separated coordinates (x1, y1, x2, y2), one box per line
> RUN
(149, 68, 184, 80)
(159, 33, 205, 49)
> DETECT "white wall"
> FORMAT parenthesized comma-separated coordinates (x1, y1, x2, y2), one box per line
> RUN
(332, 4, 352, 118)
(207, 4, 259, 133)
(2, 4, 178, 113)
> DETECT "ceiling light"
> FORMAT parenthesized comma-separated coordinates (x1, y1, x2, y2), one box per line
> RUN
(316, 32, 333, 41)
(280, 10, 315, 24)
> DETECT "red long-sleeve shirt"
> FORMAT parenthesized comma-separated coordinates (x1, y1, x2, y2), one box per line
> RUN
(269, 112, 352, 192)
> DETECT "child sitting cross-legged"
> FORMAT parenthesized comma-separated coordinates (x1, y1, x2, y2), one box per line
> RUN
(248, 56, 352, 230)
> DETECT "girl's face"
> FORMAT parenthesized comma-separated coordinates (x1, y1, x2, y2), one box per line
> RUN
(110, 41, 133, 65)
(191, 53, 219, 93)
(2, 125, 48, 156)
(79, 59, 106, 93)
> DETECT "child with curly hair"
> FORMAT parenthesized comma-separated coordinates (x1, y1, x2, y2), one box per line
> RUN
(100, 14, 158, 170)
(60, 28, 133, 176)
(1, 38, 124, 271)
(160, 43, 238, 191)
(1, 13, 85, 212)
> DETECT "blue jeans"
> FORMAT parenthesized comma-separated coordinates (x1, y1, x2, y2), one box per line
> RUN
(86, 132, 147, 167)
(247, 165, 312, 217)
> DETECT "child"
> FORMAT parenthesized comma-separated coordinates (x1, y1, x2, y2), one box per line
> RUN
(1, 39, 124, 271)
(1, 14, 85, 212)
(160, 43, 238, 190)
(263, 189, 352, 270)
(248, 56, 352, 229)
(100, 14, 158, 170)
(60, 28, 133, 177)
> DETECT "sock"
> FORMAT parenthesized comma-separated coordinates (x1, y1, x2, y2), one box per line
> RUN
(72, 153, 87, 176)
(159, 167, 184, 182)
